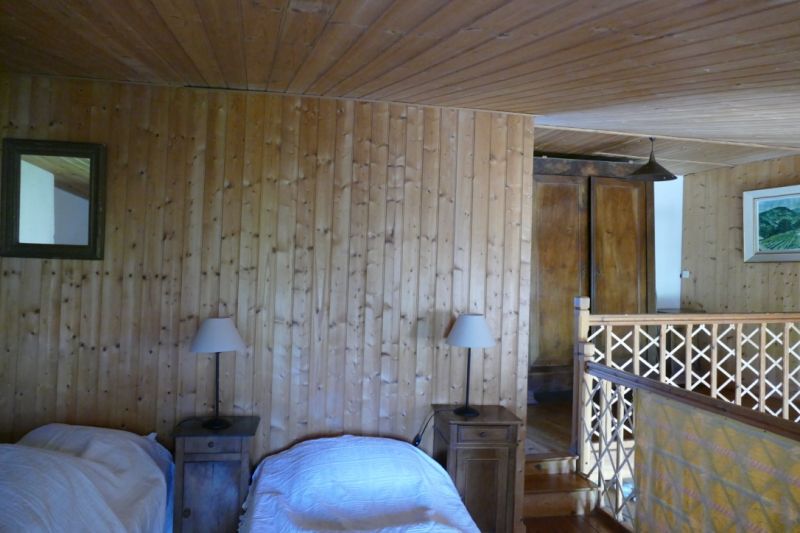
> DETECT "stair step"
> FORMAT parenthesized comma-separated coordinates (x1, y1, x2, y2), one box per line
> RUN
(523, 473, 598, 518)
(525, 472, 594, 493)
(525, 454, 577, 476)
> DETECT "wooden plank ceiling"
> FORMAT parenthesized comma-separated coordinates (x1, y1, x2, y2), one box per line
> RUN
(21, 154, 91, 198)
(1, 0, 800, 160)
(535, 126, 800, 176)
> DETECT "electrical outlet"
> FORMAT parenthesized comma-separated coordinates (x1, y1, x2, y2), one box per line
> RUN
(680, 270, 691, 279)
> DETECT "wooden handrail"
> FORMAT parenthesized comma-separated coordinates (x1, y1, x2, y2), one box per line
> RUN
(587, 312, 800, 326)
(586, 362, 800, 442)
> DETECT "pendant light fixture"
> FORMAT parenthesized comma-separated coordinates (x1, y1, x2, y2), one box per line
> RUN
(627, 137, 677, 182)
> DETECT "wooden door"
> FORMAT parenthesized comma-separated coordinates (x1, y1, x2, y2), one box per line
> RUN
(530, 174, 589, 366)
(180, 460, 242, 532)
(590, 177, 654, 314)
(529, 157, 655, 371)
(455, 447, 510, 533)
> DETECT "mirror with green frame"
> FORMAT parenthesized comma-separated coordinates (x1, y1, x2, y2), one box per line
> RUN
(1, 138, 106, 259)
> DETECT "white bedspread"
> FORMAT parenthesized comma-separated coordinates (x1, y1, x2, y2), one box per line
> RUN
(239, 435, 479, 533)
(0, 423, 172, 533)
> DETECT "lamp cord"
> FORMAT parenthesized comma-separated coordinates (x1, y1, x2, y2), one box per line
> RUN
(412, 412, 433, 447)
(413, 407, 450, 447)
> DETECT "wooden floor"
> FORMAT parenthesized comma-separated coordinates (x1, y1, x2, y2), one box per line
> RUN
(525, 398, 572, 457)
(524, 512, 623, 532)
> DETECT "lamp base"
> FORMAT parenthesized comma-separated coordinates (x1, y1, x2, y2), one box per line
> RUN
(453, 405, 480, 418)
(202, 417, 232, 430)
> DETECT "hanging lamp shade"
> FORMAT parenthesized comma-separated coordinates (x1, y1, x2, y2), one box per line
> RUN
(627, 137, 677, 182)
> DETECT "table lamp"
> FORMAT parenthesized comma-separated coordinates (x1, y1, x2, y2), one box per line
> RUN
(190, 317, 246, 430)
(446, 314, 495, 417)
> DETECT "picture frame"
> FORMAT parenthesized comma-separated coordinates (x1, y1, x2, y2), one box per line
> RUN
(743, 183, 800, 262)
(0, 138, 106, 259)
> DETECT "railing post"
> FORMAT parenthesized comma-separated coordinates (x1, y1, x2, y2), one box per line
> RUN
(710, 323, 719, 399)
(685, 324, 694, 391)
(571, 297, 591, 456)
(576, 342, 596, 475)
(783, 323, 791, 420)
(759, 323, 767, 413)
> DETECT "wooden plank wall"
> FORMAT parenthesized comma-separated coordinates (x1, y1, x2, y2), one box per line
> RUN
(682, 155, 800, 313)
(0, 75, 533, 462)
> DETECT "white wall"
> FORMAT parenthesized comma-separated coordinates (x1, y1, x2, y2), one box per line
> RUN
(54, 188, 89, 245)
(19, 160, 55, 244)
(654, 176, 684, 310)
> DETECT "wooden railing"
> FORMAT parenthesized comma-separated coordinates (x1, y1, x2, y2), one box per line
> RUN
(579, 361, 800, 528)
(570, 296, 800, 526)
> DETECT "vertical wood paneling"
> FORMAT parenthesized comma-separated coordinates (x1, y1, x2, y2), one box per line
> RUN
(309, 98, 336, 434)
(433, 108, 457, 406)
(362, 102, 388, 434)
(378, 103, 406, 435)
(0, 78, 533, 501)
(682, 155, 800, 313)
(325, 100, 354, 433)
(253, 94, 281, 453)
(177, 90, 208, 422)
(138, 85, 168, 430)
(451, 110, 474, 406)
(399, 106, 422, 436)
(415, 106, 441, 446)
(196, 91, 226, 419)
(290, 97, 317, 437)
(219, 92, 245, 422)
(344, 101, 371, 431)
(270, 95, 300, 448)
(484, 113, 507, 402)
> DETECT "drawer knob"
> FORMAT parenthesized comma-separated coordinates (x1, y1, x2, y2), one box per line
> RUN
(182, 508, 191, 518)
(479, 431, 487, 438)
(207, 440, 215, 448)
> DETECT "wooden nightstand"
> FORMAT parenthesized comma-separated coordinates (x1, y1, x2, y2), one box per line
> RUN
(174, 416, 260, 533)
(433, 405, 522, 533)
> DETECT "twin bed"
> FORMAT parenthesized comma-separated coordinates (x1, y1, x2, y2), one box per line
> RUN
(0, 425, 477, 532)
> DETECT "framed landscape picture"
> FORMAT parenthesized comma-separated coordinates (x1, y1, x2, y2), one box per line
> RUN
(743, 184, 800, 262)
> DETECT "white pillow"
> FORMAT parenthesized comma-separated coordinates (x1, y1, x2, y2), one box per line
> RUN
(19, 423, 172, 479)
(19, 423, 174, 533)
(252, 435, 455, 512)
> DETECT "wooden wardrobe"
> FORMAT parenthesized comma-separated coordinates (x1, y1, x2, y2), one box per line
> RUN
(529, 157, 655, 374)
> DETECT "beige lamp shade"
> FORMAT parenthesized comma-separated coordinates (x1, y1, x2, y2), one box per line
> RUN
(190, 317, 245, 353)
(446, 314, 495, 348)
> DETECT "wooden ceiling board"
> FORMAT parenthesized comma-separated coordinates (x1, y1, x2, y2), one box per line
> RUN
(381, 0, 702, 102)
(348, 0, 596, 100)
(150, 0, 228, 87)
(265, 0, 337, 92)
(1, 0, 800, 154)
(192, 0, 248, 88)
(21, 154, 91, 198)
(241, 0, 286, 90)
(424, 3, 800, 109)
(0, 3, 134, 82)
(535, 126, 800, 176)
(285, 0, 393, 94)
(305, 0, 452, 95)
(326, 0, 511, 98)
(379, 0, 667, 104)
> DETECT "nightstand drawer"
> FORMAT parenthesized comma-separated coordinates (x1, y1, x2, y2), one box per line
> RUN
(183, 436, 242, 454)
(458, 425, 511, 443)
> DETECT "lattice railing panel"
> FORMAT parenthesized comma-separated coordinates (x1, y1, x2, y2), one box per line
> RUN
(787, 324, 800, 422)
(713, 324, 737, 404)
(581, 317, 800, 422)
(579, 374, 636, 527)
(573, 300, 800, 531)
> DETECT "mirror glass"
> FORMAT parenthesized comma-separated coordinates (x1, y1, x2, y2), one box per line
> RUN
(18, 155, 91, 245)
(1, 138, 106, 260)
